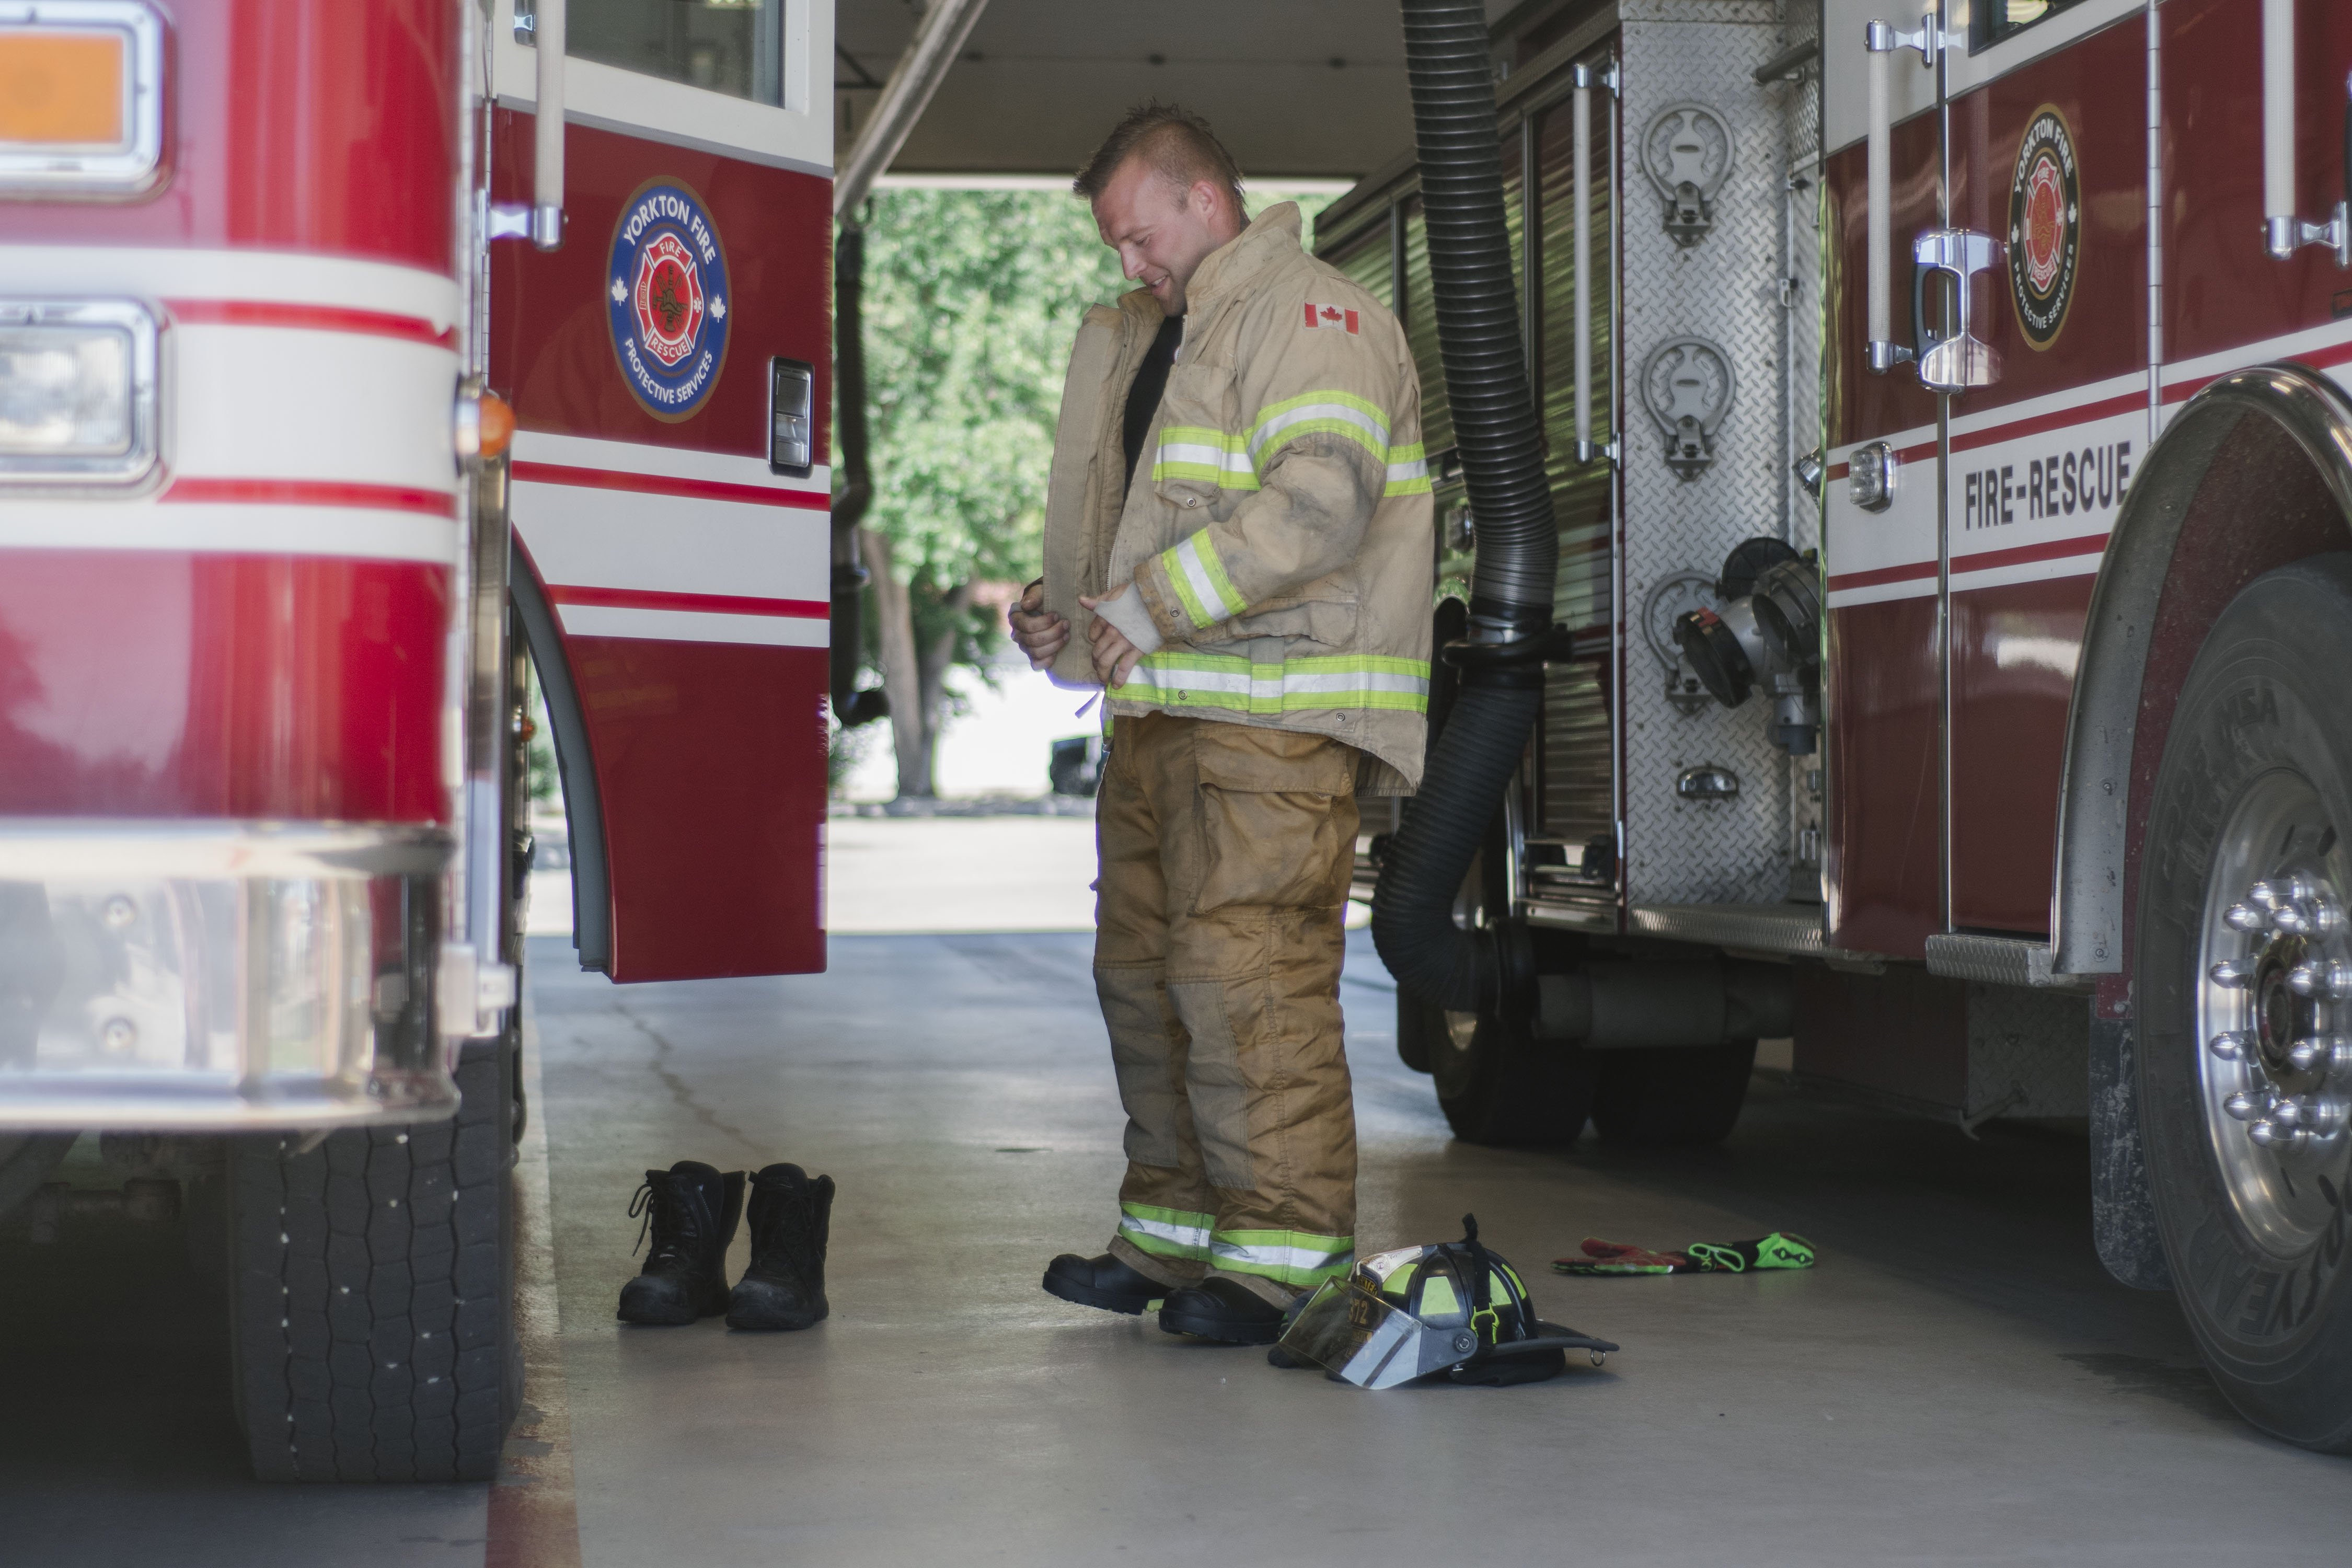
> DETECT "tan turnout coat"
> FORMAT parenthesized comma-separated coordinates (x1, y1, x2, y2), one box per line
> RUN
(1039, 202, 1434, 793)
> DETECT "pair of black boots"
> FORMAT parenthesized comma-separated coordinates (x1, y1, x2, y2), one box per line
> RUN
(1043, 1251, 1292, 1344)
(617, 1160, 833, 1331)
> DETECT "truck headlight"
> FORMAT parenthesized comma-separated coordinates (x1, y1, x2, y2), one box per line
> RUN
(0, 298, 158, 483)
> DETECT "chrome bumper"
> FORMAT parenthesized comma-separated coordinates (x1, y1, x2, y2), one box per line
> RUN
(0, 821, 460, 1131)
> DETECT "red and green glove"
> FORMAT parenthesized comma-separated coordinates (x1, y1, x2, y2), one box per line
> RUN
(1553, 1232, 1816, 1276)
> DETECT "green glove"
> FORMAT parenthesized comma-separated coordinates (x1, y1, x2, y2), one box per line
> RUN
(1554, 1232, 1815, 1276)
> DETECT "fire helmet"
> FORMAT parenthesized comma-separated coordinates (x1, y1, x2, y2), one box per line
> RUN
(1277, 1214, 1618, 1389)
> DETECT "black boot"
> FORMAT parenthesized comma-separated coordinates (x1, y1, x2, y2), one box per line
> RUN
(1159, 1277, 1289, 1344)
(727, 1163, 834, 1331)
(617, 1161, 743, 1325)
(1042, 1251, 1167, 1315)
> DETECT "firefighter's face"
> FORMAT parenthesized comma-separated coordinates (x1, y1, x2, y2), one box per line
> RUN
(1094, 160, 1239, 314)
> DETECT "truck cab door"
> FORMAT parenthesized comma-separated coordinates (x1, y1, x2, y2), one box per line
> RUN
(1823, 0, 1945, 956)
(486, 0, 834, 981)
(1939, 2, 2150, 938)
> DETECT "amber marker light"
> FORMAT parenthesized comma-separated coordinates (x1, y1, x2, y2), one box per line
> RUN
(478, 393, 515, 459)
(456, 389, 516, 468)
(0, 30, 126, 147)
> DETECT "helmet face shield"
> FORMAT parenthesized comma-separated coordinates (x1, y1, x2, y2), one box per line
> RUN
(1278, 1276, 1481, 1390)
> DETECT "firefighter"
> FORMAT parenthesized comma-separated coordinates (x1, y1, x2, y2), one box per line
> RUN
(1009, 104, 1433, 1344)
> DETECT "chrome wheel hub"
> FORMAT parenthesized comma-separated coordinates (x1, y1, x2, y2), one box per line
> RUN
(2198, 772, 2352, 1255)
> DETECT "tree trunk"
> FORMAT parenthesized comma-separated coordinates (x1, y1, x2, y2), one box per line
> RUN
(861, 527, 928, 798)
(912, 582, 970, 794)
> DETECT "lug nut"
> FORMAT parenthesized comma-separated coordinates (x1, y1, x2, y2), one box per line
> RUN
(2250, 1119, 2300, 1149)
(2290, 1039, 2325, 1072)
(2288, 962, 2350, 997)
(2226, 1090, 2263, 1121)
(2211, 1031, 2249, 1061)
(2227, 902, 2268, 932)
(2211, 959, 2255, 989)
(2272, 1097, 2304, 1127)
(2275, 905, 2309, 934)
(2250, 881, 2284, 909)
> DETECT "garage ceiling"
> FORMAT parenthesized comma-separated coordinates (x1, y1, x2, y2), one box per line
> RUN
(835, 0, 1525, 181)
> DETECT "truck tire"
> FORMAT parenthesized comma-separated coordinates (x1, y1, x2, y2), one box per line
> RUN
(1590, 1041, 1758, 1148)
(2138, 555, 2352, 1454)
(1432, 1008, 1599, 1146)
(226, 1035, 521, 1481)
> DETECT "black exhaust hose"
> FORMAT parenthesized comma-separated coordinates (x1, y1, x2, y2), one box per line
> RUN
(1372, 0, 1560, 1014)
(830, 225, 887, 728)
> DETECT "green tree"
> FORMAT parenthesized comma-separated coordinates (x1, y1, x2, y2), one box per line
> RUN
(849, 188, 1126, 797)
(846, 187, 1336, 798)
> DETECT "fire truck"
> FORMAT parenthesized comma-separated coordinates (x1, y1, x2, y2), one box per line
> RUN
(1337, 0, 2352, 1449)
(0, 0, 833, 1479)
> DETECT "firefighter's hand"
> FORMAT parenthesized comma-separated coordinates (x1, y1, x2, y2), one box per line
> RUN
(1079, 595, 1146, 689)
(1008, 580, 1068, 670)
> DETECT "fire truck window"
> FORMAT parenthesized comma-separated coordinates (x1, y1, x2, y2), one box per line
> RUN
(560, 0, 786, 106)
(1972, 0, 2087, 51)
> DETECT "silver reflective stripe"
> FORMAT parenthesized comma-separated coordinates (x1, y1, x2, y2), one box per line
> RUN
(1119, 657, 1432, 715)
(1246, 400, 1389, 460)
(1171, 535, 1245, 624)
(1120, 1209, 1212, 1254)
(1157, 441, 1228, 471)
(1212, 1237, 1354, 1276)
(1277, 668, 1428, 697)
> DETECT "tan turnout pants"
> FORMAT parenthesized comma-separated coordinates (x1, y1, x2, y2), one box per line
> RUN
(1093, 711, 1360, 1307)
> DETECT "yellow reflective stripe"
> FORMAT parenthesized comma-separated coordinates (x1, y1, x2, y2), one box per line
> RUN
(1384, 439, 1431, 496)
(1210, 1229, 1355, 1288)
(1161, 530, 1244, 624)
(1160, 543, 1215, 628)
(1152, 425, 1259, 491)
(1249, 389, 1390, 448)
(1122, 652, 1431, 715)
(1248, 391, 1389, 460)
(1260, 416, 1391, 466)
(1158, 531, 1247, 628)
(1119, 1202, 1214, 1261)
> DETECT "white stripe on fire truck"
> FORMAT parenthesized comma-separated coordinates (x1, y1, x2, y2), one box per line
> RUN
(510, 430, 832, 500)
(2160, 320, 2352, 406)
(1944, 369, 2148, 443)
(0, 501, 456, 564)
(551, 604, 829, 648)
(170, 325, 462, 495)
(511, 488, 828, 608)
(0, 245, 459, 332)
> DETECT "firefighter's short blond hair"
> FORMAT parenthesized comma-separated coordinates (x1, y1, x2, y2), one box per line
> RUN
(1075, 102, 1248, 224)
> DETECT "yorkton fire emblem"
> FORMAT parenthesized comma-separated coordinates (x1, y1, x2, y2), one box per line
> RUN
(607, 179, 732, 420)
(2008, 108, 2080, 350)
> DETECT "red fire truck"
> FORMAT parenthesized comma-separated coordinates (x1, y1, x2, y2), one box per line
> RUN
(1334, 0, 2352, 1449)
(0, 0, 832, 1479)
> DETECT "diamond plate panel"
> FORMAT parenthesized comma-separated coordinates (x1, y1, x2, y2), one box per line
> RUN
(1621, 0, 1780, 21)
(1619, 9, 1809, 907)
(1966, 983, 2092, 1120)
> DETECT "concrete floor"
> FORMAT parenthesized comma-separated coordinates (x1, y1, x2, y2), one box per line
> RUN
(9, 923, 2352, 1563)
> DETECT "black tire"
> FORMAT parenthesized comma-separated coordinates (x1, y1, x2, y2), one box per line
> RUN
(2138, 555, 2352, 1454)
(1432, 1009, 1599, 1146)
(226, 1036, 521, 1481)
(1590, 1041, 1758, 1148)
(1397, 990, 1443, 1073)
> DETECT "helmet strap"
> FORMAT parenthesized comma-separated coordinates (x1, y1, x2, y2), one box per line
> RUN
(1460, 1213, 1498, 1345)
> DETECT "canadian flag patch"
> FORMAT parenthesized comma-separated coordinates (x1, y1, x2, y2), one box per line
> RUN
(1304, 302, 1361, 334)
